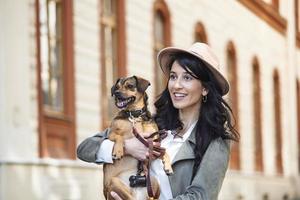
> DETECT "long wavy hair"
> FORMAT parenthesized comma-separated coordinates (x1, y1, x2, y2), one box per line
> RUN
(154, 52, 239, 177)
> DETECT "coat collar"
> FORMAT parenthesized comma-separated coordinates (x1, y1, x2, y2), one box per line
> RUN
(171, 126, 196, 165)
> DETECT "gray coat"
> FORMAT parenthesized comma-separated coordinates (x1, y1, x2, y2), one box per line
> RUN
(77, 128, 230, 200)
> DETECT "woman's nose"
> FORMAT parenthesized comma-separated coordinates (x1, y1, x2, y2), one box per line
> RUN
(173, 78, 183, 88)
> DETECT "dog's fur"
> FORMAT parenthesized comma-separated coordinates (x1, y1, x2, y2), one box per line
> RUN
(103, 76, 172, 200)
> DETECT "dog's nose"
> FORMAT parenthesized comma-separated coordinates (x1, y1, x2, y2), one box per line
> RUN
(114, 91, 121, 97)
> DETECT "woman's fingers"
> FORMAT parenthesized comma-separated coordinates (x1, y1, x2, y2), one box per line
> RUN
(110, 191, 123, 200)
(124, 135, 165, 160)
(124, 137, 148, 160)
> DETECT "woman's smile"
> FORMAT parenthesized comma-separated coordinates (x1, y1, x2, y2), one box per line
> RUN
(173, 92, 187, 100)
(168, 61, 204, 112)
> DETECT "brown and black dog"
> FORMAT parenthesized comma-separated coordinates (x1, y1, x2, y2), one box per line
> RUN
(103, 76, 173, 200)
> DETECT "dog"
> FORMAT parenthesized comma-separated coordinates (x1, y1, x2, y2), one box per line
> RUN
(103, 76, 173, 200)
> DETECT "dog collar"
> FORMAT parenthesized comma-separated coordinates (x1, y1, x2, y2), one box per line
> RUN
(124, 107, 147, 118)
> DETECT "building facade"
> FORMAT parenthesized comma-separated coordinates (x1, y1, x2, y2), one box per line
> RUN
(0, 0, 300, 199)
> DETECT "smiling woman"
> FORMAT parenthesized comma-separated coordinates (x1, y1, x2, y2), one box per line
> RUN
(77, 42, 239, 200)
(168, 61, 206, 112)
(153, 43, 239, 199)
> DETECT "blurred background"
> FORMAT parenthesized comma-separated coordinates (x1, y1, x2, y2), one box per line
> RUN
(0, 0, 300, 199)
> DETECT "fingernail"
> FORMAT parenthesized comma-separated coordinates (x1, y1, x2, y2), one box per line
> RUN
(111, 191, 116, 197)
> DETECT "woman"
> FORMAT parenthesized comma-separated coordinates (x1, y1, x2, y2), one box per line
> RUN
(77, 42, 239, 200)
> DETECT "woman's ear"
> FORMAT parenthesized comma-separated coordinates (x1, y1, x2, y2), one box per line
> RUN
(202, 88, 209, 96)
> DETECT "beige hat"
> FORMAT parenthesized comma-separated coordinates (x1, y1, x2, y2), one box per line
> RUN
(157, 42, 229, 95)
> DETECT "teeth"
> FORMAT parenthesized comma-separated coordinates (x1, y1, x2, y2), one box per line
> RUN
(116, 97, 133, 108)
(174, 93, 186, 97)
(117, 101, 124, 107)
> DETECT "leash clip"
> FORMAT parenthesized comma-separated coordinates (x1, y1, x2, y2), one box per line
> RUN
(128, 113, 142, 126)
(128, 113, 137, 126)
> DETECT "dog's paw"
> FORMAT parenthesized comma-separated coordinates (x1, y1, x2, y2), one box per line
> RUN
(112, 143, 125, 160)
(162, 158, 173, 175)
(164, 167, 174, 176)
(112, 148, 124, 159)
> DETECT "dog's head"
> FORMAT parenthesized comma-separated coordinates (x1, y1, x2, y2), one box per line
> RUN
(111, 76, 150, 110)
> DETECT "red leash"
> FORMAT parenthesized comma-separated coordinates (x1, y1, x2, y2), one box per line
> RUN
(132, 127, 167, 199)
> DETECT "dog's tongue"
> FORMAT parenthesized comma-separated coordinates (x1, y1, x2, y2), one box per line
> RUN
(117, 101, 126, 108)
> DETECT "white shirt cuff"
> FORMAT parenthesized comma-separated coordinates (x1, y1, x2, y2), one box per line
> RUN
(95, 139, 114, 164)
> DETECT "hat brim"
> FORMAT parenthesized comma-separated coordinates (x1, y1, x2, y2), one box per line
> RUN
(157, 47, 229, 96)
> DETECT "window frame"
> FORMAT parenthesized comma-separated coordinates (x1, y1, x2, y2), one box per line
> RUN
(36, 0, 76, 159)
(273, 69, 283, 174)
(100, 0, 126, 128)
(252, 57, 264, 172)
(226, 41, 240, 170)
(153, 0, 171, 96)
(194, 21, 208, 43)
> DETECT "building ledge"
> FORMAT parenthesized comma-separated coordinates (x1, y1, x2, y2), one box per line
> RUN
(238, 0, 287, 35)
(0, 158, 99, 169)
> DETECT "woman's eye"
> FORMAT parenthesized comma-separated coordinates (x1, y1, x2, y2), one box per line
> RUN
(169, 74, 177, 80)
(183, 74, 193, 80)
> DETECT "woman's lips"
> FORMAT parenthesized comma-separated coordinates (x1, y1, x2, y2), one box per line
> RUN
(172, 92, 187, 100)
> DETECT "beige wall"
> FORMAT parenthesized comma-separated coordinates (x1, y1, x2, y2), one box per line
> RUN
(0, 0, 299, 199)
(73, 0, 102, 145)
(0, 160, 103, 200)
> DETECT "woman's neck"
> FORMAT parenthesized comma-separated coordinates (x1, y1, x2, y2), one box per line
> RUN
(178, 109, 199, 135)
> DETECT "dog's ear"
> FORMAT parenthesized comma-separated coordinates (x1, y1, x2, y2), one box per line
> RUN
(133, 76, 150, 93)
(111, 78, 121, 96)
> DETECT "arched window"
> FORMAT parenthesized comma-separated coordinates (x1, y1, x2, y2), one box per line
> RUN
(194, 22, 208, 43)
(273, 69, 283, 174)
(226, 41, 240, 170)
(153, 0, 171, 95)
(296, 80, 300, 174)
(36, 0, 76, 159)
(296, 0, 300, 32)
(295, 0, 300, 47)
(100, 0, 126, 128)
(272, 0, 279, 11)
(252, 57, 263, 172)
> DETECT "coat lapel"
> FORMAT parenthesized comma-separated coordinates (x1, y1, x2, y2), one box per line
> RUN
(171, 127, 196, 165)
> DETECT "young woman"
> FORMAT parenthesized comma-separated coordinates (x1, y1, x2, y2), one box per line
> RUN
(77, 42, 239, 200)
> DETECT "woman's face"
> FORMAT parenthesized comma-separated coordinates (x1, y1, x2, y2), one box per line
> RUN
(168, 61, 207, 112)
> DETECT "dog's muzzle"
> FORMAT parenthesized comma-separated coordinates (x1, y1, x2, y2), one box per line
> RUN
(114, 95, 136, 109)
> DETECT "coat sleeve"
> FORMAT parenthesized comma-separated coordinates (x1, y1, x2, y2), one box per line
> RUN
(172, 138, 230, 200)
(76, 128, 111, 163)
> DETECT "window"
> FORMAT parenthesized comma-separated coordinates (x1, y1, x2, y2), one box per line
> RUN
(36, 0, 76, 159)
(296, 0, 300, 32)
(100, 0, 126, 128)
(272, 0, 279, 11)
(252, 57, 263, 172)
(226, 41, 240, 170)
(273, 70, 283, 174)
(194, 22, 208, 43)
(296, 80, 300, 173)
(153, 0, 171, 96)
(295, 0, 300, 47)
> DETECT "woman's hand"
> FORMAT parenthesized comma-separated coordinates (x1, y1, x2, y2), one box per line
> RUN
(110, 191, 123, 200)
(124, 134, 164, 161)
(124, 137, 148, 160)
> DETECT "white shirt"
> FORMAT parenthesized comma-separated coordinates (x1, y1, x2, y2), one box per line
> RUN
(96, 122, 196, 200)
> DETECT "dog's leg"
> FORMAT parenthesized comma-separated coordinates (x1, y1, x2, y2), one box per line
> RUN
(108, 177, 134, 200)
(162, 153, 173, 175)
(109, 133, 125, 159)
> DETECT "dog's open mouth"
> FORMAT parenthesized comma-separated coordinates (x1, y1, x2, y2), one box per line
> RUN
(115, 96, 135, 109)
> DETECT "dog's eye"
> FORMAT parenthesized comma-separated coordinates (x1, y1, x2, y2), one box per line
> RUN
(127, 84, 134, 89)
